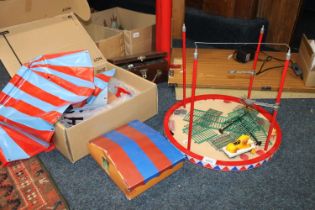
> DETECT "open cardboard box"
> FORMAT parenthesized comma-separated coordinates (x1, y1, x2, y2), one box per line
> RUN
(297, 34, 315, 86)
(55, 63, 158, 163)
(88, 7, 156, 56)
(0, 0, 158, 163)
(81, 22, 125, 59)
(0, 0, 106, 74)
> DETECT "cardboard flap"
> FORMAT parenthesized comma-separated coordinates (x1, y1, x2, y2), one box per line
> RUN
(301, 34, 314, 58)
(53, 122, 74, 163)
(69, 0, 91, 21)
(83, 24, 121, 42)
(0, 0, 90, 28)
(89, 7, 155, 30)
(117, 8, 155, 30)
(0, 14, 106, 76)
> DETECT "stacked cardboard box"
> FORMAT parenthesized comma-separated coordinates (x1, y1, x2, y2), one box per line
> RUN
(82, 7, 156, 59)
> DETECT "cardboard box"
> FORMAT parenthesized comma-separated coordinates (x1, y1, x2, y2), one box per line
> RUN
(82, 23, 125, 59)
(0, 0, 158, 163)
(0, 0, 107, 75)
(0, 0, 91, 28)
(88, 7, 156, 56)
(88, 120, 185, 200)
(55, 63, 158, 163)
(297, 34, 315, 86)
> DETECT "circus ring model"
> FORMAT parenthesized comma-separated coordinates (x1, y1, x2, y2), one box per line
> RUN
(164, 95, 282, 171)
(163, 24, 291, 171)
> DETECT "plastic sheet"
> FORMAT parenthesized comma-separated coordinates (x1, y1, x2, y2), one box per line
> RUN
(87, 68, 116, 106)
(62, 77, 138, 127)
(0, 50, 94, 164)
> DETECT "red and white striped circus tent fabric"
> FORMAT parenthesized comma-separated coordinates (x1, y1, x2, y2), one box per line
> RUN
(0, 50, 95, 164)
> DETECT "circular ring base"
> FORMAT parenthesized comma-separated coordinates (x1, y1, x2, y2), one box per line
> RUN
(163, 94, 281, 172)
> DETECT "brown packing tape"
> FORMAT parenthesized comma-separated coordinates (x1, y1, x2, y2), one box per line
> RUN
(124, 30, 132, 55)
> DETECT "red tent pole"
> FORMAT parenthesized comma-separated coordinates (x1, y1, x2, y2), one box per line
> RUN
(155, 0, 162, 52)
(155, 0, 172, 64)
(247, 25, 264, 99)
(264, 49, 291, 151)
(182, 24, 187, 107)
(187, 49, 198, 151)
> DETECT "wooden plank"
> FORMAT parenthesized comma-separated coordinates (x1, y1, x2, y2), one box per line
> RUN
(172, 0, 185, 39)
(257, 0, 302, 44)
(169, 48, 315, 93)
(186, 0, 204, 10)
(234, 0, 258, 19)
(202, 0, 236, 17)
(174, 86, 315, 100)
(187, 0, 258, 19)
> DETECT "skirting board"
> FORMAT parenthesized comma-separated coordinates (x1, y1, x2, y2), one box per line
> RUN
(174, 87, 315, 100)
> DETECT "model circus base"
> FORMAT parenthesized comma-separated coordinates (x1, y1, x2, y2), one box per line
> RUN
(164, 94, 282, 171)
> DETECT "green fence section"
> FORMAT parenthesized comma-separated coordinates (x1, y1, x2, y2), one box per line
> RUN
(181, 106, 270, 147)
(208, 133, 236, 150)
(183, 109, 206, 122)
(191, 129, 219, 144)
(183, 124, 208, 135)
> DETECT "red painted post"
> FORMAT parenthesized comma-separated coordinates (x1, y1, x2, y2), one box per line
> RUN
(155, 0, 172, 64)
(247, 25, 264, 99)
(264, 50, 291, 150)
(182, 24, 187, 107)
(155, 0, 162, 52)
(187, 49, 198, 151)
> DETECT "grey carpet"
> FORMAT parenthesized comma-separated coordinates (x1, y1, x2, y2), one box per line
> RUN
(39, 83, 315, 210)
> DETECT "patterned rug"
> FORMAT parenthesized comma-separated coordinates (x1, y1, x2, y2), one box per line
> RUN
(0, 156, 68, 210)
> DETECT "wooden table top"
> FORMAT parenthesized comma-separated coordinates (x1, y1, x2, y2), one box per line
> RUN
(169, 48, 315, 93)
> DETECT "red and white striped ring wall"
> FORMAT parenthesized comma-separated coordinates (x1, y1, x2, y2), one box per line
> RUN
(163, 94, 282, 172)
